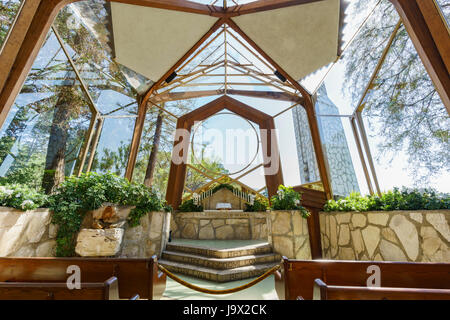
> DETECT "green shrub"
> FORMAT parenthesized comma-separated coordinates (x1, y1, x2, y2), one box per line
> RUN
(179, 199, 203, 212)
(244, 197, 268, 212)
(323, 188, 450, 212)
(0, 184, 48, 210)
(48, 172, 165, 256)
(270, 185, 310, 218)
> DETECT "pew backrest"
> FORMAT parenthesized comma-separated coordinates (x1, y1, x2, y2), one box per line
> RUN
(283, 258, 450, 300)
(313, 278, 450, 300)
(0, 276, 119, 300)
(0, 256, 166, 299)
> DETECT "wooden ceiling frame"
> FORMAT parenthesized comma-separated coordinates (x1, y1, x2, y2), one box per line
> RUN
(0, 0, 349, 201)
(166, 95, 283, 209)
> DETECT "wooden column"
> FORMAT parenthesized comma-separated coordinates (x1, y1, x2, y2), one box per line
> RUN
(260, 118, 284, 199)
(389, 0, 450, 112)
(166, 119, 191, 209)
(125, 98, 148, 180)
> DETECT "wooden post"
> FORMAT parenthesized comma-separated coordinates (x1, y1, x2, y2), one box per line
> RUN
(389, 0, 450, 112)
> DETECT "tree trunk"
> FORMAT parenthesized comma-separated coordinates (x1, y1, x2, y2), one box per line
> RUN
(144, 110, 164, 187)
(41, 88, 73, 194)
(0, 106, 30, 166)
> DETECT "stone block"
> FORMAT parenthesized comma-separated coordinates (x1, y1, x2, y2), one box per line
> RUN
(426, 213, 450, 242)
(389, 215, 419, 260)
(379, 239, 408, 262)
(362, 225, 381, 258)
(368, 213, 389, 226)
(75, 228, 124, 257)
(352, 214, 367, 228)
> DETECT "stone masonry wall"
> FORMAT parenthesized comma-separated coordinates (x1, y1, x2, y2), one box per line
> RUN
(268, 210, 311, 260)
(171, 211, 268, 240)
(120, 211, 171, 258)
(320, 210, 450, 262)
(0, 207, 57, 257)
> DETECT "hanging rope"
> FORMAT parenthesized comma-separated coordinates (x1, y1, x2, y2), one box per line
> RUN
(158, 263, 280, 295)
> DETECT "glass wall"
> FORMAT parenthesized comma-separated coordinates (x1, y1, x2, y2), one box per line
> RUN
(0, 0, 23, 49)
(0, 29, 92, 191)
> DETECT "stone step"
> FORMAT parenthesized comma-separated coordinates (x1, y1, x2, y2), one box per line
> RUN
(159, 259, 280, 283)
(165, 241, 273, 258)
(162, 250, 281, 270)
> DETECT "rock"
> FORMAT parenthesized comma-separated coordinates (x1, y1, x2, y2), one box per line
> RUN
(199, 225, 214, 240)
(368, 213, 389, 226)
(389, 215, 419, 260)
(212, 219, 225, 228)
(292, 212, 306, 236)
(12, 245, 35, 257)
(381, 228, 398, 244)
(362, 225, 381, 258)
(379, 239, 408, 262)
(351, 229, 365, 255)
(234, 225, 250, 240)
(36, 240, 56, 257)
(181, 223, 197, 239)
(329, 215, 338, 248)
(215, 225, 234, 240)
(339, 247, 355, 260)
(226, 219, 247, 225)
(48, 224, 58, 239)
(338, 224, 350, 246)
(75, 228, 124, 257)
(409, 212, 423, 223)
(26, 210, 52, 243)
(421, 226, 446, 259)
(426, 213, 450, 242)
(352, 214, 367, 228)
(273, 235, 294, 258)
(295, 238, 311, 260)
(271, 211, 292, 235)
(336, 212, 351, 224)
(200, 220, 210, 227)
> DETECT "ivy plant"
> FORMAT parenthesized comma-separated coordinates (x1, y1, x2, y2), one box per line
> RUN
(48, 172, 166, 256)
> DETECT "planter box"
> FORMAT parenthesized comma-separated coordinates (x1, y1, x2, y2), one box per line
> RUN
(320, 210, 450, 262)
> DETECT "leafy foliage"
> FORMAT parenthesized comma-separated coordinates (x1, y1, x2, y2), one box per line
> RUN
(324, 188, 450, 212)
(48, 172, 166, 256)
(270, 185, 310, 218)
(0, 184, 48, 210)
(178, 199, 203, 212)
(244, 197, 268, 212)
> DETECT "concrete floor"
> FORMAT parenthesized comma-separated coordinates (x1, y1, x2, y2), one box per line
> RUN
(162, 272, 280, 300)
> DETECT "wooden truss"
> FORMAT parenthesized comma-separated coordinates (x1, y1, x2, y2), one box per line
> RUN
(0, 0, 448, 211)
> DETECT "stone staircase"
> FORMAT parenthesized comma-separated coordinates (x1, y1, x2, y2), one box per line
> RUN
(159, 240, 281, 282)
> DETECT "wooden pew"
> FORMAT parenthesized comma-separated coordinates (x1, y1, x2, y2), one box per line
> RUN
(313, 279, 450, 300)
(280, 258, 450, 300)
(0, 277, 119, 300)
(0, 255, 166, 300)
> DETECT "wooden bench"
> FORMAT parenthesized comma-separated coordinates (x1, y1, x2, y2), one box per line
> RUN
(0, 276, 119, 300)
(0, 255, 166, 300)
(313, 279, 450, 300)
(278, 258, 450, 300)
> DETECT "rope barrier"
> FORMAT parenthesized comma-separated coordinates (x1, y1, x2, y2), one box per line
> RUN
(158, 263, 280, 295)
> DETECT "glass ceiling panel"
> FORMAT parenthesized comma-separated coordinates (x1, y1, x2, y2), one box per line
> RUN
(436, 0, 449, 25)
(0, 0, 23, 49)
(310, 0, 399, 115)
(53, 4, 140, 116)
(57, 1, 152, 95)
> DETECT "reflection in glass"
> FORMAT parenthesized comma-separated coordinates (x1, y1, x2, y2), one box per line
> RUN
(0, 0, 22, 49)
(0, 29, 92, 192)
